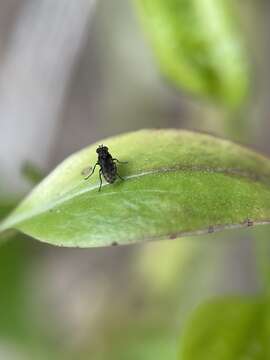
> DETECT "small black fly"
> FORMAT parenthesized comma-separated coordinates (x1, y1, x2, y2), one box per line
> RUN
(84, 145, 127, 191)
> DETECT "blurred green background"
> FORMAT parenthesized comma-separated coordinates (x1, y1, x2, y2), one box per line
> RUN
(0, 0, 270, 359)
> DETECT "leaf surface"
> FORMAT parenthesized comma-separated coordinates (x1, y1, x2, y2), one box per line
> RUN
(1, 129, 270, 247)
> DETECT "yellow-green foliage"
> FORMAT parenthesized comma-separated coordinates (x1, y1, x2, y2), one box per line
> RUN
(1, 129, 269, 247)
(134, 0, 249, 108)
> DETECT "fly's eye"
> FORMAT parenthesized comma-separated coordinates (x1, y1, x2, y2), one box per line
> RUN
(96, 145, 108, 154)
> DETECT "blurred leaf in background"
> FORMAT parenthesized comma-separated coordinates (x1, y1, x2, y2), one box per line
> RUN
(179, 296, 269, 360)
(84, 236, 227, 360)
(134, 0, 250, 108)
(0, 199, 59, 359)
(21, 162, 44, 187)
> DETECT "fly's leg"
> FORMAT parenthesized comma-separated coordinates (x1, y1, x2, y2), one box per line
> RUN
(113, 158, 128, 164)
(117, 173, 125, 181)
(84, 162, 99, 180)
(98, 169, 103, 192)
(113, 158, 127, 181)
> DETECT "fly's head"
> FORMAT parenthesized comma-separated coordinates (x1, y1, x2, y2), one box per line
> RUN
(96, 144, 109, 158)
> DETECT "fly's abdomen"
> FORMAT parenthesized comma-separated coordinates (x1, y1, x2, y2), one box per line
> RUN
(102, 161, 117, 183)
(103, 171, 117, 183)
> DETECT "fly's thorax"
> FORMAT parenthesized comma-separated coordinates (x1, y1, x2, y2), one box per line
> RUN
(98, 152, 112, 163)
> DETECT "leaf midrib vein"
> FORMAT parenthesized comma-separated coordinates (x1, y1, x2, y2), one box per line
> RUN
(1, 166, 270, 230)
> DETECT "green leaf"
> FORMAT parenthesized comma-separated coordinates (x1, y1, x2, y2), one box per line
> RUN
(179, 297, 269, 360)
(134, 0, 249, 108)
(0, 129, 270, 248)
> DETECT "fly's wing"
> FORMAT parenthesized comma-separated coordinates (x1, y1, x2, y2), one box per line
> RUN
(108, 158, 117, 173)
(81, 166, 92, 177)
(103, 159, 117, 183)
